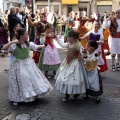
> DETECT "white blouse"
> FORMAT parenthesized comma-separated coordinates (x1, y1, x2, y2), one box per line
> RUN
(103, 18, 120, 32)
(8, 42, 39, 53)
(85, 30, 104, 40)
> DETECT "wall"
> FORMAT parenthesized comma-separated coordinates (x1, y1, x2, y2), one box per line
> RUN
(112, 0, 120, 12)
(0, 0, 3, 12)
(36, 1, 61, 15)
(72, 5, 79, 13)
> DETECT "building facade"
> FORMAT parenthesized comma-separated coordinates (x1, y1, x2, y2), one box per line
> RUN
(35, 0, 120, 16)
(2, 0, 24, 12)
(35, 0, 92, 16)
(93, 0, 120, 15)
(1, 0, 120, 16)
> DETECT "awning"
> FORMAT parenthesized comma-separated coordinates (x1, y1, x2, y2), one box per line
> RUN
(62, 0, 78, 4)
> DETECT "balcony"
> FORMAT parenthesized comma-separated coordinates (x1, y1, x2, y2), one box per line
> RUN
(7, 0, 23, 3)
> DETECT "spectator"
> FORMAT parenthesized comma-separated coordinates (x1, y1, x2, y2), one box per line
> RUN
(45, 6, 54, 24)
(101, 11, 109, 24)
(61, 11, 67, 32)
(16, 7, 22, 20)
(20, 5, 28, 27)
(4, 10, 9, 28)
(96, 11, 100, 21)
(8, 7, 25, 41)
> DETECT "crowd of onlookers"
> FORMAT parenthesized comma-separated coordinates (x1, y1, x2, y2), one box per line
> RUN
(0, 4, 115, 40)
(0, 5, 117, 56)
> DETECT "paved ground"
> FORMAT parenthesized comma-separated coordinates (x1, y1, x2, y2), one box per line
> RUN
(0, 42, 120, 120)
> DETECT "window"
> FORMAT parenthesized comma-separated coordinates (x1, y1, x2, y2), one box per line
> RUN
(67, 6, 72, 16)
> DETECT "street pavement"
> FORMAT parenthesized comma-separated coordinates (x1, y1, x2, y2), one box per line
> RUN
(0, 41, 120, 120)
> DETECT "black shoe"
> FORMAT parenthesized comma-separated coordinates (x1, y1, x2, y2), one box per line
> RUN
(73, 94, 80, 99)
(62, 94, 70, 102)
(95, 98, 100, 104)
(111, 65, 116, 71)
(1, 53, 5, 58)
(71, 96, 78, 101)
(105, 51, 111, 56)
(62, 98, 69, 102)
(53, 70, 56, 75)
(116, 63, 120, 71)
(84, 94, 88, 99)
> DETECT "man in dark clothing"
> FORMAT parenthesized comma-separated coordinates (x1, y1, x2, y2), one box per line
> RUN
(8, 7, 25, 41)
(20, 5, 28, 27)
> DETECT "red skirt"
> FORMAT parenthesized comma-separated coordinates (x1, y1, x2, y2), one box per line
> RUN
(98, 46, 108, 72)
(32, 51, 40, 64)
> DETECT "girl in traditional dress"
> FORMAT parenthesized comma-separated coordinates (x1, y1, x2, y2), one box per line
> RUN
(55, 30, 88, 101)
(83, 40, 103, 103)
(103, 8, 120, 71)
(38, 23, 61, 78)
(2, 28, 53, 106)
(28, 13, 48, 64)
(32, 22, 45, 64)
(80, 22, 108, 72)
(9, 24, 22, 65)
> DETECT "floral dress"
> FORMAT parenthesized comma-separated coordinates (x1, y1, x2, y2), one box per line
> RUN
(8, 42, 53, 102)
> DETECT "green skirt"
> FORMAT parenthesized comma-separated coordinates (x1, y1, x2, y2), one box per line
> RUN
(38, 48, 60, 71)
(64, 26, 73, 37)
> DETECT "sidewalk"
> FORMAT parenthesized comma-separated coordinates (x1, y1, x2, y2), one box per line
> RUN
(0, 43, 120, 120)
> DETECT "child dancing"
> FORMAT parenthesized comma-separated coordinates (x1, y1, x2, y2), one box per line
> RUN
(38, 23, 61, 78)
(80, 22, 108, 72)
(55, 30, 88, 101)
(32, 22, 45, 64)
(2, 28, 53, 106)
(83, 40, 103, 103)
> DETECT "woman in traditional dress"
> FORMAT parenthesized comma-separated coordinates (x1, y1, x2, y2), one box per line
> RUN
(64, 11, 75, 42)
(77, 11, 89, 48)
(103, 8, 120, 71)
(103, 12, 115, 55)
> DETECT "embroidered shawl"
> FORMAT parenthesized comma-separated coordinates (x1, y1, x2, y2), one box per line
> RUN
(109, 17, 118, 36)
(66, 40, 82, 64)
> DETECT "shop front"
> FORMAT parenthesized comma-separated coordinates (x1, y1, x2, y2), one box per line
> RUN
(97, 0, 112, 15)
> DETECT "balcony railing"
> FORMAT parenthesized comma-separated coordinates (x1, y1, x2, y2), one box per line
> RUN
(5, 0, 23, 2)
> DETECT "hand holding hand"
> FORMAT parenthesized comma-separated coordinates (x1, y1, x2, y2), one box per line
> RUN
(12, 39, 20, 44)
(82, 48, 87, 53)
(41, 33, 46, 36)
